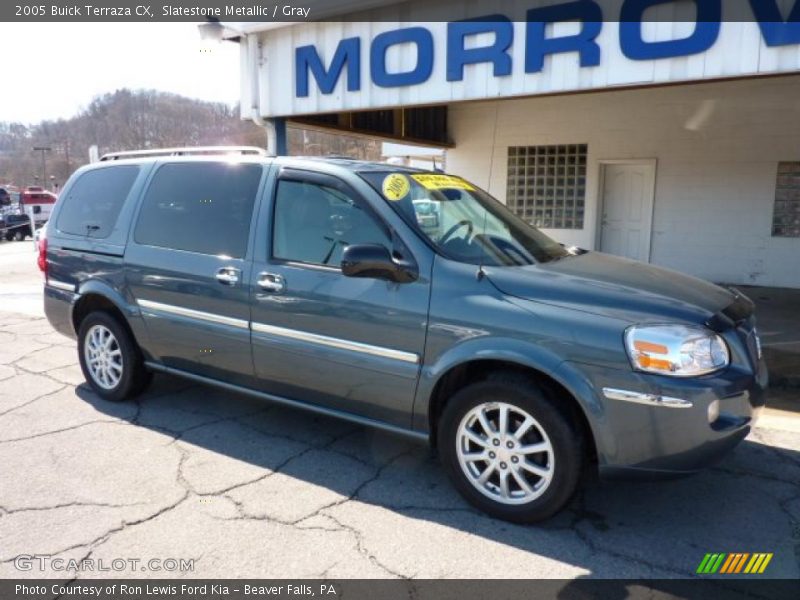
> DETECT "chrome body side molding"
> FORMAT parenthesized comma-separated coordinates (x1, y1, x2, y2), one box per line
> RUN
(251, 321, 420, 364)
(602, 387, 693, 408)
(47, 279, 75, 292)
(137, 298, 249, 330)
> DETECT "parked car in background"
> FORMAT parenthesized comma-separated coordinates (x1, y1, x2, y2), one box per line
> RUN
(42, 147, 767, 523)
(21, 187, 57, 225)
(3, 213, 34, 241)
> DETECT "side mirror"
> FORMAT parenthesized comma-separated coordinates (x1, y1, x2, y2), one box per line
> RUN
(341, 244, 417, 283)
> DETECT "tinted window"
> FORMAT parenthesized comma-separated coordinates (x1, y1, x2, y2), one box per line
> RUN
(273, 180, 391, 266)
(134, 162, 262, 258)
(56, 166, 139, 238)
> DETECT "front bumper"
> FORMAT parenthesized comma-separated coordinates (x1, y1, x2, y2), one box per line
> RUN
(560, 359, 768, 479)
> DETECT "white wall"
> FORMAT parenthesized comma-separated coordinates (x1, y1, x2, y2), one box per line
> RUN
(446, 75, 800, 289)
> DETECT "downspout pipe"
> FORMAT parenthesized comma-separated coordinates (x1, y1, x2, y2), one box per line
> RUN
(247, 33, 287, 156)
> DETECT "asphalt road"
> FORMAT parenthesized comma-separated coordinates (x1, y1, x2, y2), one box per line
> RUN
(0, 240, 798, 580)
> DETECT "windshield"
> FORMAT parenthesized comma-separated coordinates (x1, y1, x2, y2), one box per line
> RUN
(361, 171, 569, 266)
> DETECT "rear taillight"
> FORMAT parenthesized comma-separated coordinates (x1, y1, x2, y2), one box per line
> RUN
(37, 236, 47, 275)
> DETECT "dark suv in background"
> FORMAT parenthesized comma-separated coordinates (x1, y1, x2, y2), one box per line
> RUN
(2, 212, 39, 241)
(42, 147, 767, 522)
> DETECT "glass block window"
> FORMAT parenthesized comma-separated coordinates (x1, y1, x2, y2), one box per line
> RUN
(506, 144, 587, 229)
(772, 162, 800, 237)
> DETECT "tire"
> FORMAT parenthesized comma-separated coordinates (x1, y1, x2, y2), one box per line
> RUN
(438, 373, 584, 523)
(77, 311, 152, 402)
(13, 230, 24, 241)
(4, 232, 12, 242)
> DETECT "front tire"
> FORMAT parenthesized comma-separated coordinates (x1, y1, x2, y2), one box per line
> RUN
(77, 311, 151, 402)
(438, 374, 584, 523)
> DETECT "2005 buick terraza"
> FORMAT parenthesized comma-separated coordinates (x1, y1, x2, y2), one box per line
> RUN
(42, 146, 767, 522)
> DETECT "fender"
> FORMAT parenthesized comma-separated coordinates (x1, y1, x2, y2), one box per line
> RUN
(553, 359, 613, 465)
(72, 279, 152, 356)
(412, 336, 606, 440)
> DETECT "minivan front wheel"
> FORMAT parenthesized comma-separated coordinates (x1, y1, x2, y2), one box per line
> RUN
(439, 375, 583, 522)
(78, 311, 150, 402)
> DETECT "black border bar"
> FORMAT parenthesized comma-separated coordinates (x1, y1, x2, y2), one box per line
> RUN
(3, 579, 800, 600)
(4, 0, 800, 23)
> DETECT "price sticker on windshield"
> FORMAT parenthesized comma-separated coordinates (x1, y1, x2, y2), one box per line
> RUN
(382, 173, 410, 201)
(411, 174, 475, 191)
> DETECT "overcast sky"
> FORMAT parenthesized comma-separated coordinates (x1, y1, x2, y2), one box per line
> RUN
(0, 23, 241, 124)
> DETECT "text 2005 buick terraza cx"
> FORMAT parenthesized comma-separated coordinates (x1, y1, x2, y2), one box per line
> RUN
(41, 147, 767, 522)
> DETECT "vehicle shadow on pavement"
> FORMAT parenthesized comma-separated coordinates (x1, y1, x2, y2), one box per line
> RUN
(78, 374, 800, 579)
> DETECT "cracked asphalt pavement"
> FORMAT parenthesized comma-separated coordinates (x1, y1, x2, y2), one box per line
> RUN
(1, 240, 799, 580)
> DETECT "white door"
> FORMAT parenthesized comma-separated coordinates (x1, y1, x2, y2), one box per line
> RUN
(599, 162, 655, 262)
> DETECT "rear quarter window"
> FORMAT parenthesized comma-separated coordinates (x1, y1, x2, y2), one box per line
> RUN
(56, 166, 140, 238)
(133, 162, 262, 259)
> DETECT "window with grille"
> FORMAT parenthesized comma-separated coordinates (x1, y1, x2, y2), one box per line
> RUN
(506, 144, 587, 229)
(772, 162, 800, 237)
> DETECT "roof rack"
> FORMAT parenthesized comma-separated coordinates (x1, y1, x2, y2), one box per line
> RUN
(99, 146, 268, 161)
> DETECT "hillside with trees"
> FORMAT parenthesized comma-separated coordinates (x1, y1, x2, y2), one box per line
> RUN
(0, 88, 382, 190)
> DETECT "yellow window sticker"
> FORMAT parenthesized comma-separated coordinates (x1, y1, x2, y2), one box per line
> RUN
(382, 173, 411, 201)
(411, 174, 475, 191)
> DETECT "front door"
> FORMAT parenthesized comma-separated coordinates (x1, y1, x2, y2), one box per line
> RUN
(599, 162, 655, 262)
(126, 160, 265, 387)
(249, 169, 430, 427)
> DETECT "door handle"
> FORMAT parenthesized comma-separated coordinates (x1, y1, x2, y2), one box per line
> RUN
(216, 267, 240, 286)
(257, 272, 286, 293)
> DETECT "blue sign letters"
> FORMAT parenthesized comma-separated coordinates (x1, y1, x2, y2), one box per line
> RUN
(371, 27, 434, 87)
(749, 0, 800, 46)
(296, 37, 360, 97)
(294, 0, 800, 97)
(446, 17, 514, 81)
(619, 0, 720, 60)
(525, 1, 602, 73)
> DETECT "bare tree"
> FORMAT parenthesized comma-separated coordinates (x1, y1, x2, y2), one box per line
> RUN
(0, 88, 384, 190)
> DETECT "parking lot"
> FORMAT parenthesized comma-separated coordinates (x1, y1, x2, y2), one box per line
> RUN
(0, 240, 798, 580)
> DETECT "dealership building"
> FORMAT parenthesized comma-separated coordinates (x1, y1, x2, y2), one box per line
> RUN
(224, 1, 800, 288)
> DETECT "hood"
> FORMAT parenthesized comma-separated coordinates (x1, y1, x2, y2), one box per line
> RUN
(484, 251, 736, 325)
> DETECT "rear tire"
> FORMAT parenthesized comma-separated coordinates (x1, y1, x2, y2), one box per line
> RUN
(438, 373, 584, 523)
(77, 311, 151, 402)
(13, 230, 24, 241)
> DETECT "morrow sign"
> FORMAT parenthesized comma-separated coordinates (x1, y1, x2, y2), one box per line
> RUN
(245, 0, 800, 117)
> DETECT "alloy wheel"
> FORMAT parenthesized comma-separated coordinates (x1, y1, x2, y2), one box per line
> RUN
(84, 324, 123, 390)
(456, 401, 554, 505)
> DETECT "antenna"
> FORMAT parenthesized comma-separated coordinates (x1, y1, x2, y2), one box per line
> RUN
(476, 205, 488, 281)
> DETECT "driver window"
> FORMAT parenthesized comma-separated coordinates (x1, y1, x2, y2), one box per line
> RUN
(273, 180, 392, 267)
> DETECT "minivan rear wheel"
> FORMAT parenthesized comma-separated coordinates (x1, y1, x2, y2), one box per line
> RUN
(77, 311, 151, 402)
(438, 374, 584, 522)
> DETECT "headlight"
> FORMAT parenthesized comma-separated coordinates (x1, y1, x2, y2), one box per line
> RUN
(624, 324, 729, 377)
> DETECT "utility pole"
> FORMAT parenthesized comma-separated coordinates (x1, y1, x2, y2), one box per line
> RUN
(62, 140, 71, 178)
(32, 146, 51, 189)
